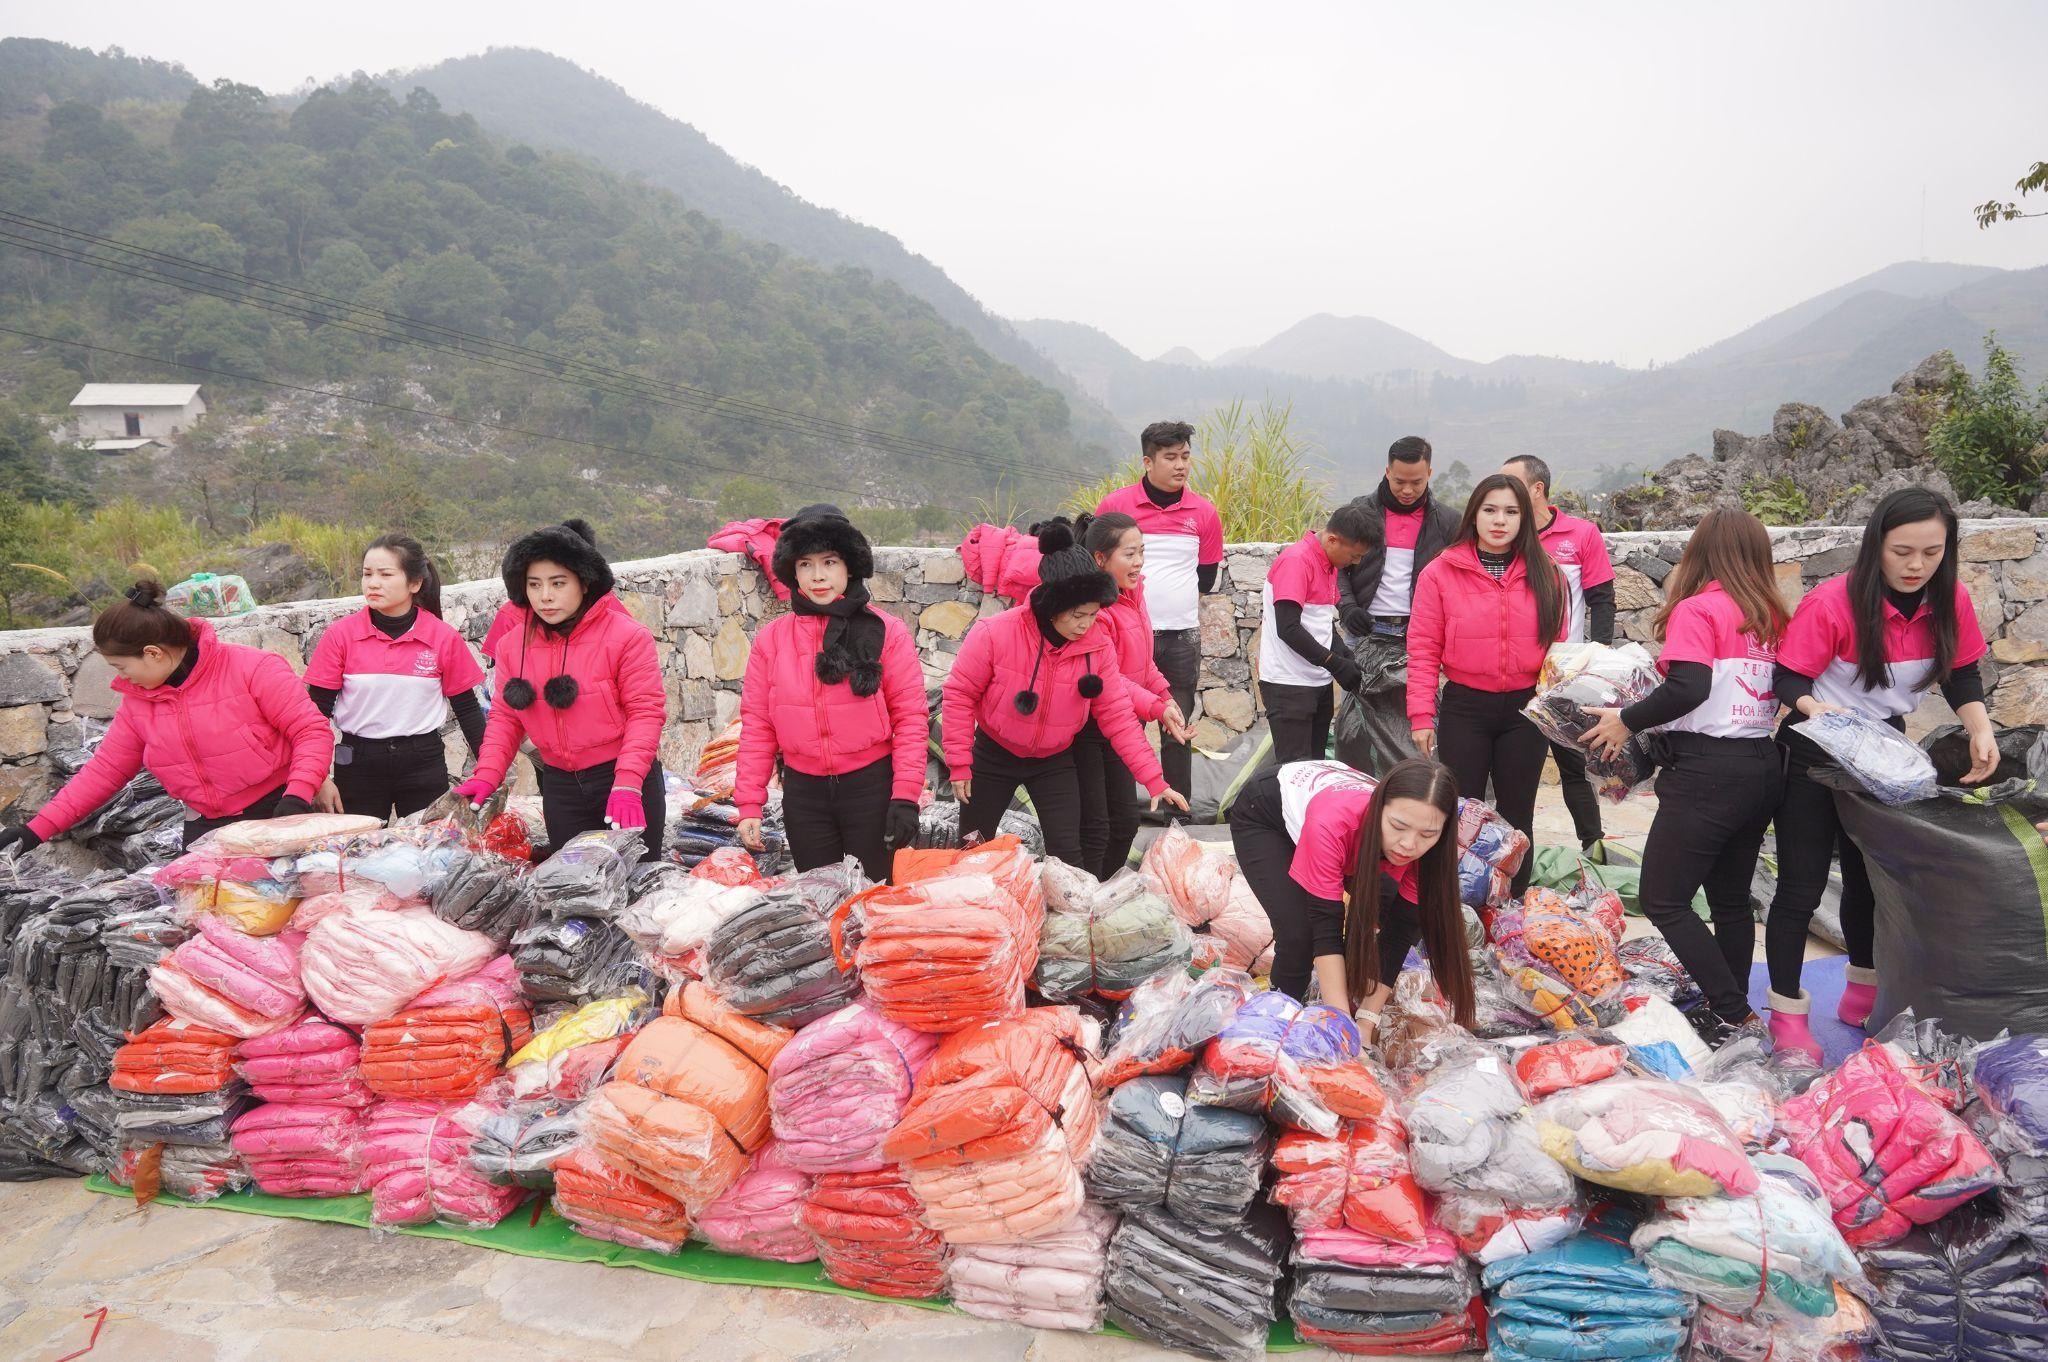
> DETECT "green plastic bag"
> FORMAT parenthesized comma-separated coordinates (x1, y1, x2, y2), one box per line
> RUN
(1528, 842, 1707, 920)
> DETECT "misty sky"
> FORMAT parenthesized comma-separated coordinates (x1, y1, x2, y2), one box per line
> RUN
(14, 1, 2047, 367)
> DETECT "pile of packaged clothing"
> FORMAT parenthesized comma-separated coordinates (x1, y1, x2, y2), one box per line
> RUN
(1188, 992, 1362, 1133)
(858, 837, 1044, 1032)
(299, 905, 498, 1025)
(1523, 641, 1662, 801)
(360, 1098, 522, 1229)
(1483, 1210, 1693, 1362)
(109, 1017, 250, 1191)
(767, 1001, 938, 1174)
(705, 860, 868, 1027)
(532, 829, 642, 921)
(1105, 1203, 1289, 1362)
(236, 1016, 373, 1107)
(1086, 1073, 1268, 1225)
(1486, 886, 1627, 1031)
(619, 871, 766, 979)
(551, 1144, 691, 1253)
(946, 1201, 1115, 1331)
(359, 959, 534, 1103)
(1534, 1075, 1759, 1198)
(230, 1101, 365, 1196)
(47, 743, 183, 870)
(801, 1167, 950, 1297)
(512, 915, 641, 1004)
(1456, 798, 1530, 911)
(694, 1137, 815, 1261)
(1139, 825, 1274, 975)
(146, 916, 307, 1039)
(1036, 861, 1193, 1001)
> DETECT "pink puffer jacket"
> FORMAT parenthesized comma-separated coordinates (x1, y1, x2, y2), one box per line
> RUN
(734, 610, 929, 821)
(473, 593, 665, 787)
(957, 524, 1041, 604)
(768, 1001, 941, 1173)
(947, 1202, 1115, 1332)
(360, 1100, 521, 1229)
(1406, 543, 1568, 726)
(298, 906, 498, 1026)
(695, 1138, 817, 1262)
(942, 603, 1165, 792)
(31, 617, 332, 839)
(148, 916, 307, 1039)
(708, 517, 791, 601)
(231, 1101, 367, 1197)
(1098, 579, 1173, 723)
(236, 1017, 373, 1107)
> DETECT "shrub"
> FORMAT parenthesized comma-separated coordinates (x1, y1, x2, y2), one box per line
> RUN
(1926, 336, 2048, 506)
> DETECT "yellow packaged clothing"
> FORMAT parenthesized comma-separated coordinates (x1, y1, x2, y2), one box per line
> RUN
(172, 879, 299, 937)
(1533, 1077, 1760, 1200)
(507, 992, 652, 1098)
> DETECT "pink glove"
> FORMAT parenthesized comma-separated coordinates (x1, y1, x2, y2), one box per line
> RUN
(452, 777, 497, 809)
(604, 788, 646, 831)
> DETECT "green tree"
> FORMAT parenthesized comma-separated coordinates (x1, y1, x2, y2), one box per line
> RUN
(1926, 336, 2048, 504)
(0, 491, 39, 627)
(1975, 159, 2048, 228)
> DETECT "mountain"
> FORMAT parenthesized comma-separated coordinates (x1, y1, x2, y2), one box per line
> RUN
(388, 48, 1130, 453)
(1672, 260, 2005, 370)
(1231, 313, 1464, 382)
(0, 37, 197, 114)
(1152, 346, 1208, 367)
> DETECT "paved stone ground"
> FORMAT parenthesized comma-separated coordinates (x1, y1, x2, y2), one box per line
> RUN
(2, 781, 1833, 1362)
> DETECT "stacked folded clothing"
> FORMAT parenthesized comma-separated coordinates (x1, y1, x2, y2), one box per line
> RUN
(152, 850, 300, 936)
(359, 967, 534, 1102)
(693, 1137, 815, 1262)
(947, 1202, 1116, 1331)
(512, 916, 642, 1004)
(236, 1016, 373, 1106)
(1036, 862, 1193, 1001)
(146, 916, 306, 1039)
(1270, 1112, 1431, 1247)
(1086, 1073, 1268, 1227)
(619, 875, 765, 979)
(766, 1001, 938, 1174)
(111, 1016, 238, 1095)
(552, 1143, 691, 1253)
(1403, 1036, 1575, 1208)
(422, 846, 536, 946)
(1534, 1075, 1759, 1198)
(1140, 824, 1274, 975)
(1860, 1196, 2048, 1362)
(230, 1101, 366, 1196)
(1483, 1211, 1693, 1362)
(856, 837, 1044, 1032)
(1094, 967, 1257, 1092)
(1189, 991, 1357, 1134)
(109, 1137, 247, 1202)
(360, 1099, 522, 1228)
(1104, 1203, 1289, 1362)
(468, 1102, 581, 1190)
(532, 829, 643, 920)
(299, 906, 497, 1025)
(505, 992, 649, 1100)
(800, 1168, 949, 1298)
(1289, 1229, 1485, 1357)
(704, 860, 868, 1027)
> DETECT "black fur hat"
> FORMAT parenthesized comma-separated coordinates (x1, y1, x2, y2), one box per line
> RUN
(1029, 516, 1118, 625)
(773, 508, 874, 589)
(501, 519, 613, 606)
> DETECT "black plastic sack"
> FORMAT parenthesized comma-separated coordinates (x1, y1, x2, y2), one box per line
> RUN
(1333, 632, 1418, 778)
(1085, 1073, 1269, 1227)
(1185, 720, 1275, 826)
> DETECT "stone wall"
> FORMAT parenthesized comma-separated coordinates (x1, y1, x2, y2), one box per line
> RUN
(2, 519, 2045, 817)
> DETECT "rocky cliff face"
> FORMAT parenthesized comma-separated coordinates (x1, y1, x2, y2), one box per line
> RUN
(1604, 353, 2044, 530)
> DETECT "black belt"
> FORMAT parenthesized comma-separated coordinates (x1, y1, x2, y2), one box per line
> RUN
(339, 730, 445, 753)
(1656, 731, 1778, 757)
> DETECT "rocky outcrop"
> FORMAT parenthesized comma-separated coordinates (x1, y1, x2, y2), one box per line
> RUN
(1605, 353, 2036, 530)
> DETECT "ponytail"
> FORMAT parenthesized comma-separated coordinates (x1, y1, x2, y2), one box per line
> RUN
(366, 534, 444, 617)
(92, 580, 194, 657)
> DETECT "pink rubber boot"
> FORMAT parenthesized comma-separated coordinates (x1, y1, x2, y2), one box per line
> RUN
(1767, 989, 1824, 1065)
(1838, 965, 1878, 1028)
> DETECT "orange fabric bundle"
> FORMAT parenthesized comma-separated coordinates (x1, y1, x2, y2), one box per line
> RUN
(854, 837, 1045, 1033)
(583, 1081, 753, 1214)
(1304, 1059, 1393, 1123)
(552, 1145, 692, 1253)
(1272, 1114, 1432, 1246)
(359, 1002, 534, 1101)
(110, 1017, 240, 1094)
(801, 1169, 949, 1298)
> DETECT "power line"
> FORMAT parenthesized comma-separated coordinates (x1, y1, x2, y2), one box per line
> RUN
(0, 323, 985, 516)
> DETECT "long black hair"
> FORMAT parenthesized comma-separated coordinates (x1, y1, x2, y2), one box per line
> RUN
(1453, 473, 1566, 645)
(1848, 487, 1960, 692)
(1343, 758, 1473, 1027)
(365, 533, 444, 617)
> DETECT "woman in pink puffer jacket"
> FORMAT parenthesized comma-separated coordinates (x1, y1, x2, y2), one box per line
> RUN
(942, 520, 1187, 868)
(0, 582, 332, 857)
(735, 507, 929, 882)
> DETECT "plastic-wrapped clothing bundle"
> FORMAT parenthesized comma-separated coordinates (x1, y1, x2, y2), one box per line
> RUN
(1614, 935, 1703, 1012)
(1139, 824, 1275, 975)
(146, 916, 307, 1039)
(230, 1101, 367, 1196)
(423, 847, 536, 946)
(1289, 1241, 1485, 1356)
(512, 916, 642, 1004)
(111, 1016, 239, 1094)
(669, 792, 793, 874)
(293, 828, 467, 902)
(360, 1099, 523, 1228)
(1270, 1111, 1429, 1244)
(1036, 861, 1194, 1000)
(1523, 641, 1662, 801)
(236, 1016, 373, 1107)
(1684, 1296, 1878, 1362)
(1086, 1073, 1268, 1227)
(801, 1168, 949, 1298)
(1430, 1191, 1583, 1265)
(299, 906, 497, 1025)
(1606, 997, 1713, 1079)
(1487, 888, 1627, 1031)
(1095, 967, 1257, 1092)
(112, 1081, 253, 1145)
(112, 1137, 247, 1202)
(1190, 991, 1358, 1135)
(152, 849, 300, 936)
(1483, 1212, 1692, 1362)
(1456, 798, 1530, 910)
(468, 1101, 581, 1188)
(689, 847, 770, 887)
(909, 801, 1045, 858)
(1791, 711, 1939, 806)
(1780, 1037, 2000, 1246)
(704, 859, 868, 1027)
(1398, 1042, 1570, 1212)
(618, 875, 765, 978)
(694, 1137, 815, 1261)
(1689, 1026, 1806, 1150)
(359, 993, 533, 1102)
(881, 1007, 1099, 1244)
(505, 992, 650, 1099)
(947, 1201, 1115, 1332)
(691, 717, 743, 801)
(1973, 1032, 2048, 1147)
(1534, 1076, 1758, 1197)
(584, 982, 791, 1214)
(766, 1000, 938, 1174)
(1104, 1203, 1289, 1362)
(1514, 1036, 1627, 1100)
(532, 829, 642, 920)
(552, 1143, 692, 1253)
(197, 813, 385, 858)
(855, 838, 1044, 1033)
(1632, 1151, 1864, 1324)
(1860, 1196, 2048, 1362)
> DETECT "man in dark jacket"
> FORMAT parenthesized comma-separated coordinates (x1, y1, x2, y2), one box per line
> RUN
(1334, 436, 1463, 776)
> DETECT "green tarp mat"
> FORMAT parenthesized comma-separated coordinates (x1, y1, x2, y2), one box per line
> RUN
(84, 1176, 1307, 1350)
(1529, 841, 1709, 920)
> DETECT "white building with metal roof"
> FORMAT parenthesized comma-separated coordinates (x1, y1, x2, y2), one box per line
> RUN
(67, 383, 206, 451)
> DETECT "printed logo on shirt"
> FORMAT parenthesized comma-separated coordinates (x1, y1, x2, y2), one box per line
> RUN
(412, 650, 441, 677)
(1550, 539, 1580, 564)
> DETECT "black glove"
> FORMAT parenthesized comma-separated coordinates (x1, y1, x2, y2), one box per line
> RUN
(884, 799, 920, 850)
(1341, 607, 1373, 637)
(1326, 653, 1365, 693)
(270, 793, 313, 818)
(0, 825, 42, 856)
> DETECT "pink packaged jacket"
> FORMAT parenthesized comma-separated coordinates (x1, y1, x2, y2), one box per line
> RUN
(695, 1138, 817, 1262)
(707, 517, 791, 601)
(230, 1100, 367, 1197)
(1098, 579, 1173, 723)
(472, 593, 665, 787)
(237, 1017, 374, 1107)
(941, 604, 1165, 792)
(360, 1099, 522, 1229)
(148, 916, 308, 1039)
(299, 906, 498, 1025)
(1406, 543, 1568, 726)
(31, 617, 332, 839)
(957, 524, 1041, 604)
(1781, 1040, 2001, 1247)
(947, 1200, 1115, 1332)
(768, 1001, 941, 1173)
(734, 610, 928, 821)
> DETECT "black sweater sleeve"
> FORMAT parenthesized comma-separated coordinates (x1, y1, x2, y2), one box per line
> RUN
(1584, 580, 1617, 646)
(449, 689, 487, 756)
(1618, 661, 1712, 731)
(1940, 660, 1986, 711)
(1307, 894, 1346, 957)
(1271, 599, 1332, 668)
(308, 684, 338, 718)
(1773, 664, 1817, 716)
(1197, 563, 1219, 594)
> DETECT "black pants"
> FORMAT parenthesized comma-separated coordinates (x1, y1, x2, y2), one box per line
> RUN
(1549, 740, 1604, 848)
(964, 730, 1084, 866)
(332, 731, 451, 821)
(1152, 628, 1200, 801)
(1227, 769, 1422, 1003)
(781, 756, 893, 883)
(1262, 679, 1334, 766)
(182, 784, 288, 847)
(1435, 682, 1546, 895)
(1639, 733, 1781, 1022)
(538, 758, 666, 863)
(1767, 728, 1876, 993)
(1073, 721, 1139, 880)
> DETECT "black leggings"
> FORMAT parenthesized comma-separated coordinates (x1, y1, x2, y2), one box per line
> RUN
(182, 784, 289, 847)
(1073, 721, 1139, 880)
(1548, 739, 1604, 848)
(1639, 734, 1781, 1022)
(963, 730, 1083, 866)
(332, 732, 451, 821)
(780, 756, 892, 882)
(1435, 682, 1546, 894)
(1262, 679, 1334, 765)
(538, 759, 667, 863)
(1767, 729, 1875, 993)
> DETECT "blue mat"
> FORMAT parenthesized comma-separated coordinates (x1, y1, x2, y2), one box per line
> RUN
(1747, 954, 1864, 1066)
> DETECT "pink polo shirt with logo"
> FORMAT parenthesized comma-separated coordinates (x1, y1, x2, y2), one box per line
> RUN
(1094, 482, 1224, 630)
(1537, 509, 1615, 644)
(304, 607, 486, 739)
(1655, 583, 1779, 738)
(1776, 574, 1987, 721)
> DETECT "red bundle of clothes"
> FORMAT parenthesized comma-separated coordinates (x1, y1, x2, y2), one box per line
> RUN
(800, 1169, 949, 1298)
(551, 1145, 692, 1254)
(1271, 1113, 1432, 1246)
(112, 1017, 239, 1094)
(358, 957, 533, 1102)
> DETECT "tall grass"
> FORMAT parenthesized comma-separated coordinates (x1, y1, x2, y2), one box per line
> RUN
(1066, 399, 1331, 542)
(248, 514, 381, 592)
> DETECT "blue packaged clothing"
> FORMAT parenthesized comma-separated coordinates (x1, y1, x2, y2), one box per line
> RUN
(1861, 1197, 2048, 1362)
(1482, 1213, 1689, 1362)
(1974, 1033, 2048, 1148)
(1489, 1314, 1687, 1361)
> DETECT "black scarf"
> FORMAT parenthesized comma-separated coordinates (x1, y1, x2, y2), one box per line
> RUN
(1376, 478, 1428, 516)
(795, 582, 885, 697)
